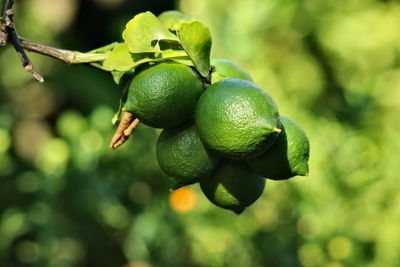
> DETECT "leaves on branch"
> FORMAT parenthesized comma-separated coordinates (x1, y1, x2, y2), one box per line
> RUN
(122, 11, 178, 54)
(177, 21, 212, 78)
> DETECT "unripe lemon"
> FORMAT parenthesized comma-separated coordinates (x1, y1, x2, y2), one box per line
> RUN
(156, 120, 221, 189)
(200, 159, 266, 214)
(195, 78, 281, 159)
(125, 62, 204, 128)
(247, 116, 310, 180)
(211, 58, 253, 83)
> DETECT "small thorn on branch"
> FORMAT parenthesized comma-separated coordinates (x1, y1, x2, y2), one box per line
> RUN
(109, 112, 140, 150)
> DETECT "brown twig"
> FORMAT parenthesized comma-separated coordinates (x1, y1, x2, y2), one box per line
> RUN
(3, 6, 44, 82)
(0, 24, 6, 46)
(0, 0, 109, 82)
(109, 112, 141, 149)
(0, 31, 6, 45)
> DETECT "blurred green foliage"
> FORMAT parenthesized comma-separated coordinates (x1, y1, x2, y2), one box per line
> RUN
(1, 0, 400, 266)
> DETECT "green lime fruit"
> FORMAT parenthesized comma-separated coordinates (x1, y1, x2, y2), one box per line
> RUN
(200, 159, 266, 214)
(211, 58, 253, 83)
(156, 120, 221, 189)
(125, 62, 204, 128)
(195, 78, 281, 159)
(247, 116, 310, 180)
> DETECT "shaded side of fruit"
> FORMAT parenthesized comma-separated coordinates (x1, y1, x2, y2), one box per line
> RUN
(200, 159, 266, 214)
(195, 78, 281, 159)
(156, 120, 221, 189)
(247, 116, 310, 180)
(125, 62, 204, 128)
(211, 58, 253, 83)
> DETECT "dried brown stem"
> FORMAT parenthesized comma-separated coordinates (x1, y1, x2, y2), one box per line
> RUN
(109, 112, 141, 150)
(124, 118, 140, 136)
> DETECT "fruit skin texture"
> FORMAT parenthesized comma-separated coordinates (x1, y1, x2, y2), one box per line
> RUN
(156, 120, 221, 189)
(247, 116, 310, 180)
(195, 78, 281, 160)
(200, 159, 266, 214)
(211, 58, 253, 83)
(125, 62, 204, 128)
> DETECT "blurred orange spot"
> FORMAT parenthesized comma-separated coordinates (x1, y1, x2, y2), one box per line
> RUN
(169, 187, 196, 213)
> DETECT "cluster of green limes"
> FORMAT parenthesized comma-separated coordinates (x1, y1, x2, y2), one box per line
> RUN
(124, 58, 310, 214)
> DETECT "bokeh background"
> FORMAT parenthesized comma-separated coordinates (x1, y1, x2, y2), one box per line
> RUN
(1, 0, 400, 266)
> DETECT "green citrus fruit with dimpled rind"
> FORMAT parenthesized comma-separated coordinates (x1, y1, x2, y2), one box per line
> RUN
(211, 58, 253, 83)
(200, 159, 266, 214)
(156, 120, 221, 189)
(124, 62, 204, 128)
(247, 116, 310, 180)
(195, 78, 281, 160)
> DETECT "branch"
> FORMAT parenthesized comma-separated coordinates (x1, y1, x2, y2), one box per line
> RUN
(9, 21, 43, 82)
(3, 7, 44, 82)
(0, 0, 6, 20)
(0, 0, 110, 82)
(19, 37, 108, 65)
(1, 1, 44, 81)
(0, 0, 7, 46)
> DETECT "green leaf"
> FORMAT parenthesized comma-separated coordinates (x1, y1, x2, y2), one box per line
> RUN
(123, 11, 178, 53)
(112, 82, 131, 124)
(158, 10, 193, 32)
(177, 21, 212, 77)
(103, 43, 135, 71)
(153, 39, 183, 50)
(169, 58, 194, 66)
(111, 71, 126, 85)
(129, 49, 190, 69)
(160, 50, 192, 66)
(88, 42, 120, 53)
(111, 70, 134, 86)
(105, 44, 191, 83)
(160, 49, 187, 58)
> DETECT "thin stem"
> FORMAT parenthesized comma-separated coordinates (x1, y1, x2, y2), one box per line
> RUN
(19, 37, 107, 65)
